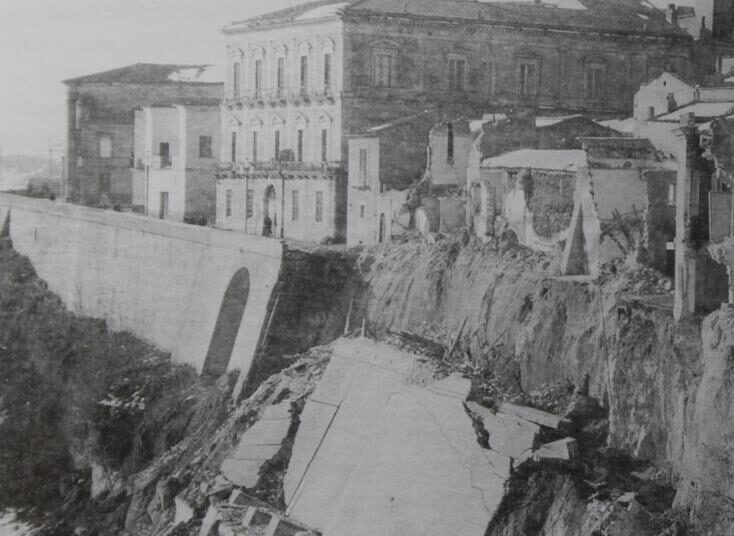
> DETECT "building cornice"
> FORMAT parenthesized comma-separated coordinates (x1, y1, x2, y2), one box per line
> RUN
(341, 11, 692, 44)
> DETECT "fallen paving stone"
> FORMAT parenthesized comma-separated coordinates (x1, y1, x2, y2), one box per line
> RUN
(220, 402, 292, 488)
(500, 401, 571, 430)
(198, 506, 220, 536)
(532, 437, 579, 461)
(173, 496, 194, 525)
(466, 401, 540, 459)
(284, 337, 509, 536)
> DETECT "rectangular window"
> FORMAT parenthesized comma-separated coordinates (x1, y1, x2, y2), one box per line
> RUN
(449, 59, 466, 91)
(199, 135, 213, 158)
(360, 204, 365, 218)
(159, 192, 169, 219)
(321, 129, 328, 162)
(300, 55, 308, 90)
(277, 57, 285, 93)
(297, 130, 304, 162)
(246, 188, 254, 218)
(159, 142, 171, 168)
(359, 148, 368, 186)
(585, 65, 604, 99)
(233, 62, 241, 98)
(274, 131, 281, 160)
(447, 123, 454, 164)
(315, 191, 323, 222)
(292, 190, 299, 221)
(324, 53, 332, 88)
(255, 59, 262, 96)
(231, 132, 237, 163)
(252, 131, 258, 163)
(99, 135, 112, 158)
(519, 61, 539, 97)
(225, 189, 233, 217)
(376, 53, 394, 87)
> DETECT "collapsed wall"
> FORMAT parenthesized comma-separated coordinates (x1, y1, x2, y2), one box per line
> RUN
(0, 194, 282, 388)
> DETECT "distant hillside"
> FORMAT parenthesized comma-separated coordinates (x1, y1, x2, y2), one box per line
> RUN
(0, 155, 61, 192)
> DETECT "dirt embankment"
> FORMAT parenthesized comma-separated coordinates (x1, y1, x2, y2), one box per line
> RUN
(0, 237, 234, 533)
(353, 236, 733, 534)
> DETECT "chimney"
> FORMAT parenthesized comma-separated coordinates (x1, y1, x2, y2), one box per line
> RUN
(667, 3, 678, 26)
(680, 112, 695, 128)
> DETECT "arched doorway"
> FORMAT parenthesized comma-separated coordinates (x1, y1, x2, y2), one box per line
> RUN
(202, 268, 251, 377)
(263, 185, 277, 237)
(378, 213, 386, 243)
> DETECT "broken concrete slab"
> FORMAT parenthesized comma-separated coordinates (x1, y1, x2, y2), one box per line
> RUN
(198, 505, 220, 536)
(284, 337, 509, 536)
(499, 401, 571, 430)
(466, 401, 540, 459)
(220, 401, 292, 488)
(174, 496, 194, 525)
(533, 437, 579, 461)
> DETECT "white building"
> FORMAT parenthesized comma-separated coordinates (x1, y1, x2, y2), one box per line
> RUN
(132, 103, 221, 223)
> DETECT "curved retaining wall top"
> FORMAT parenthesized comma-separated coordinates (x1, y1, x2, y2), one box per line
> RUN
(0, 194, 283, 393)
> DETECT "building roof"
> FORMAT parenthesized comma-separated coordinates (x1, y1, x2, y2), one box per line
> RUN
(482, 149, 587, 171)
(224, 0, 688, 37)
(63, 63, 224, 85)
(656, 102, 734, 121)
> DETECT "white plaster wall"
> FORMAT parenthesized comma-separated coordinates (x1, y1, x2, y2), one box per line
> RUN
(347, 137, 380, 246)
(633, 73, 695, 121)
(145, 107, 181, 167)
(146, 169, 187, 221)
(223, 19, 345, 165)
(0, 194, 283, 385)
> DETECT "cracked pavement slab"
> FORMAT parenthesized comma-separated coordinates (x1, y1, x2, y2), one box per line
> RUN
(284, 337, 508, 536)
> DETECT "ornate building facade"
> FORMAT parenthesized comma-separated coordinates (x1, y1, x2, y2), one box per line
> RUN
(217, 0, 693, 241)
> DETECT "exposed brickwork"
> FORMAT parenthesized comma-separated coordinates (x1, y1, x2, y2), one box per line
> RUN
(65, 76, 222, 205)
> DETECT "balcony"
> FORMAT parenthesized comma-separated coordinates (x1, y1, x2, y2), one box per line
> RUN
(215, 159, 345, 180)
(226, 86, 337, 109)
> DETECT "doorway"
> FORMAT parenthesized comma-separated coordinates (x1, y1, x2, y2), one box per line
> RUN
(378, 213, 386, 243)
(159, 192, 169, 219)
(263, 185, 277, 237)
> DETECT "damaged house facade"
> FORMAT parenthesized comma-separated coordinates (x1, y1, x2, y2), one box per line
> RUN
(216, 0, 692, 242)
(63, 64, 223, 206)
(468, 137, 678, 278)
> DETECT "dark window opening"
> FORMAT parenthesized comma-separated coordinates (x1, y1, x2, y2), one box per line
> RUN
(447, 123, 454, 164)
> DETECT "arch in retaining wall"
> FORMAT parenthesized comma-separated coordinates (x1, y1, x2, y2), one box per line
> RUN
(202, 267, 251, 377)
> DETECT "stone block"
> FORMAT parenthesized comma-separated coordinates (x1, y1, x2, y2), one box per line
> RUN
(198, 506, 220, 536)
(533, 437, 579, 461)
(174, 496, 194, 525)
(500, 402, 571, 430)
(466, 401, 540, 458)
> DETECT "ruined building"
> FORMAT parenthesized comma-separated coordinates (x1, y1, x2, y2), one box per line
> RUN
(63, 64, 223, 206)
(217, 0, 692, 242)
(467, 137, 678, 278)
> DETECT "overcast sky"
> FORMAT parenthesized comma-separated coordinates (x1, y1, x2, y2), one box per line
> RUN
(0, 0, 305, 156)
(0, 0, 675, 157)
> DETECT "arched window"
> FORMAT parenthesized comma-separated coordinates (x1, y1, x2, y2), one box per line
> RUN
(252, 47, 265, 97)
(274, 44, 288, 96)
(321, 39, 336, 91)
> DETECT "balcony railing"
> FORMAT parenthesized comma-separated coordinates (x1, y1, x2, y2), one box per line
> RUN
(215, 159, 344, 179)
(226, 86, 337, 107)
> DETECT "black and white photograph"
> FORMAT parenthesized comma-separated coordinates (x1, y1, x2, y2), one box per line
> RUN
(1, 0, 733, 534)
